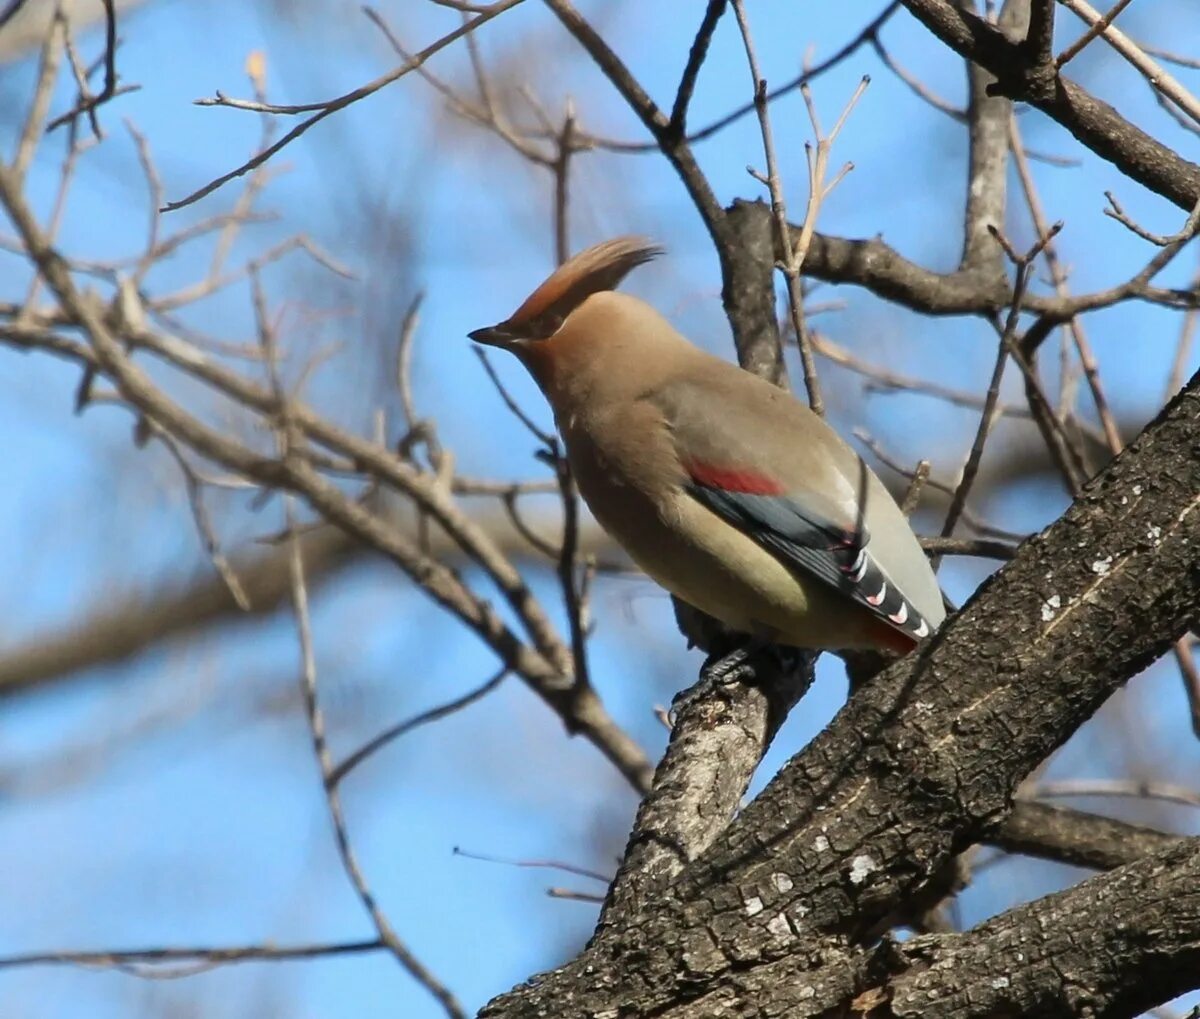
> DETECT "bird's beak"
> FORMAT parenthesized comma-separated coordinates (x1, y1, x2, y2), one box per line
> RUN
(468, 323, 519, 348)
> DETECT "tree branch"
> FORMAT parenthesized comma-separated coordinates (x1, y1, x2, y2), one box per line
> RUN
(989, 800, 1185, 870)
(883, 837, 1200, 1018)
(900, 0, 1200, 212)
(597, 652, 816, 933)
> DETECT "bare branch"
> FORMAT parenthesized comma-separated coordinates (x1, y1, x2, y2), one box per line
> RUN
(901, 0, 1200, 212)
(990, 799, 1184, 870)
(163, 0, 526, 211)
(1055, 0, 1133, 67)
(330, 668, 509, 786)
(938, 223, 1061, 554)
(283, 495, 466, 1018)
(0, 160, 654, 793)
(1056, 0, 1200, 127)
(668, 0, 727, 135)
(0, 939, 385, 977)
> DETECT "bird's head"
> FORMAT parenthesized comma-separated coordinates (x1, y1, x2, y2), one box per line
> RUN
(468, 236, 662, 356)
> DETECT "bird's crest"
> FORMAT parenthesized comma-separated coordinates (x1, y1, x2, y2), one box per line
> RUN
(505, 236, 662, 339)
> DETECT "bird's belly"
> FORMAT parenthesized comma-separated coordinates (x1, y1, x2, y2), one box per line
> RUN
(598, 492, 874, 649)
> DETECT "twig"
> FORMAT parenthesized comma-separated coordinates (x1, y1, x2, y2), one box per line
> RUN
(871, 34, 963, 119)
(363, 6, 552, 167)
(1054, 0, 1134, 67)
(1056, 0, 1200, 131)
(163, 0, 525, 211)
(285, 498, 466, 1018)
(920, 535, 1018, 560)
(900, 460, 931, 517)
(1166, 267, 1199, 397)
(1174, 638, 1200, 740)
(153, 234, 355, 312)
(1010, 115, 1122, 454)
(1056, 0, 1200, 128)
(587, 2, 900, 153)
(855, 427, 1027, 541)
(59, 16, 102, 138)
(814, 330, 1032, 417)
(148, 424, 251, 611)
(394, 291, 425, 433)
(1035, 779, 1200, 810)
(669, 0, 728, 134)
(329, 667, 509, 785)
(22, 111, 94, 313)
(544, 0, 730, 256)
(12, 1, 66, 182)
(452, 845, 611, 883)
(1105, 192, 1200, 247)
(429, 0, 509, 12)
(1138, 40, 1200, 72)
(1013, 122, 1200, 692)
(0, 939, 385, 976)
(501, 492, 561, 561)
(938, 225, 1061, 556)
(474, 347, 554, 444)
(124, 118, 164, 284)
(547, 887, 606, 903)
(44, 0, 135, 133)
(45, 0, 127, 132)
(0, 162, 654, 794)
(733, 0, 866, 415)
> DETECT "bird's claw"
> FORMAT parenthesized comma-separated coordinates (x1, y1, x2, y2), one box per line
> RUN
(669, 642, 768, 722)
(699, 644, 760, 686)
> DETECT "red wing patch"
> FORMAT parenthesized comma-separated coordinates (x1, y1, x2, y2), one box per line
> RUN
(685, 461, 787, 496)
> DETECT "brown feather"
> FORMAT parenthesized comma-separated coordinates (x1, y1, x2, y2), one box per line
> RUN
(473, 240, 945, 653)
(504, 236, 662, 338)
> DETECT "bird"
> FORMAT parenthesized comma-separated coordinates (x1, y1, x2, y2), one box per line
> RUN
(469, 236, 945, 668)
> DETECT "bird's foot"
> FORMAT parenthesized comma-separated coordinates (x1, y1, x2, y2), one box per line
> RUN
(671, 639, 805, 722)
(699, 642, 813, 685)
(699, 642, 764, 687)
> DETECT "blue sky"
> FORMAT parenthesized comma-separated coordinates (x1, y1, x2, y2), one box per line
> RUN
(1, 1, 1199, 1016)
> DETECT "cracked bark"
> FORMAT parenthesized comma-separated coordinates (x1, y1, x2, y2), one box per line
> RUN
(883, 837, 1200, 1019)
(597, 654, 816, 935)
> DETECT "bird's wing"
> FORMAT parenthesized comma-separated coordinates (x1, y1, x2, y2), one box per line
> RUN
(652, 375, 936, 646)
(685, 475, 932, 645)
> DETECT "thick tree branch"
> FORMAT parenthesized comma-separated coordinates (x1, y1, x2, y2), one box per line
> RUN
(597, 653, 816, 933)
(718, 201, 1198, 321)
(0, 527, 356, 696)
(7, 314, 1089, 700)
(0, 509, 619, 698)
(882, 837, 1200, 1018)
(723, 202, 787, 384)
